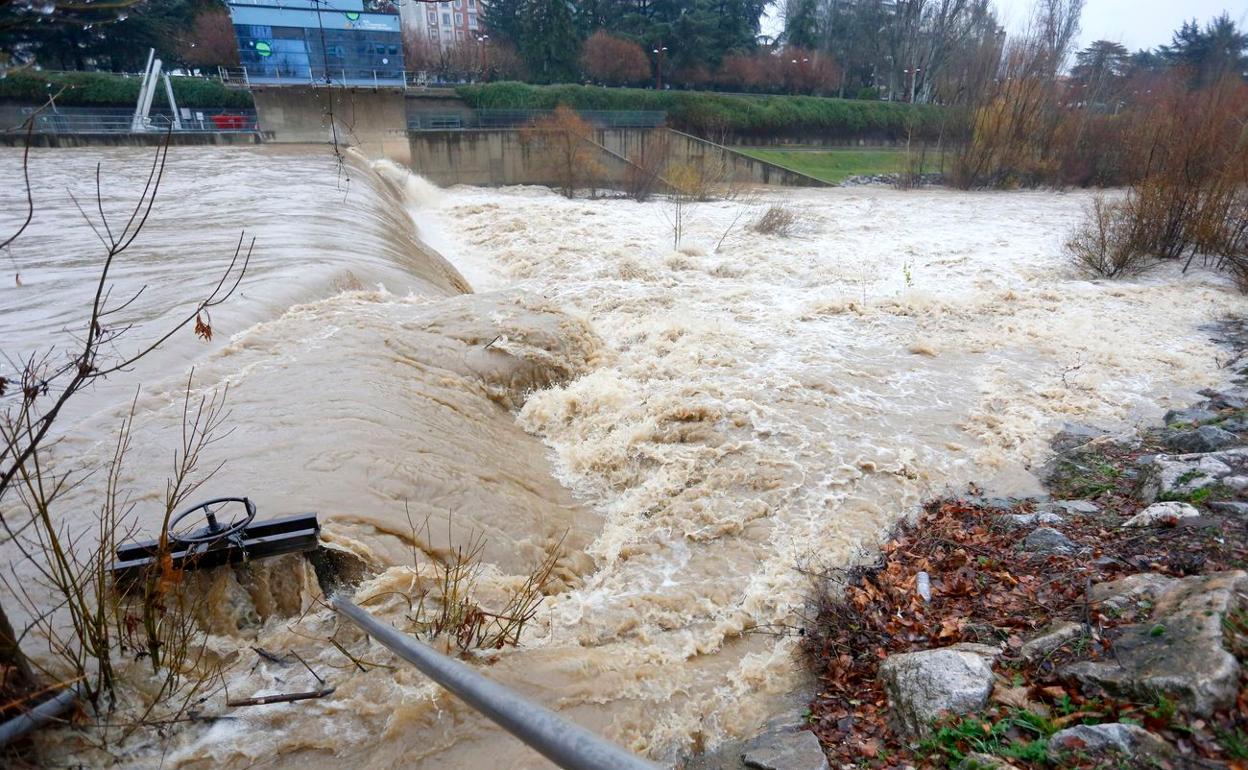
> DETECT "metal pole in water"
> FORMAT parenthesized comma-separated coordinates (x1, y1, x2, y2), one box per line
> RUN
(330, 595, 660, 770)
(0, 687, 77, 747)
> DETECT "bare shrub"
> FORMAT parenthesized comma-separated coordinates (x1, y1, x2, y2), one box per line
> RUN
(0, 121, 249, 751)
(752, 204, 799, 237)
(1066, 195, 1151, 278)
(357, 509, 563, 654)
(520, 105, 605, 199)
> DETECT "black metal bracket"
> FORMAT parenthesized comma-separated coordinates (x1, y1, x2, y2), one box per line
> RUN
(111, 512, 321, 584)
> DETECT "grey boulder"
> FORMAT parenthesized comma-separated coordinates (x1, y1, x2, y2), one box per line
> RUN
(879, 643, 998, 738)
(1122, 501, 1201, 527)
(1046, 723, 1172, 761)
(740, 730, 829, 770)
(1062, 571, 1247, 716)
(1021, 526, 1076, 555)
(1164, 424, 1239, 454)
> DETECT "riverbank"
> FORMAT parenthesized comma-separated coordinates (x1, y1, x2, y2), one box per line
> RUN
(757, 324, 1248, 769)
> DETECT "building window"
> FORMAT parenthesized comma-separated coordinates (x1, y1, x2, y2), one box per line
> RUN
(428, 28, 438, 39)
(441, 12, 450, 25)
(468, 12, 477, 27)
(427, 10, 435, 22)
(468, 0, 476, 8)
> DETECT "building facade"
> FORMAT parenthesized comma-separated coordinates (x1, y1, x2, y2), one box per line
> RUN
(227, 0, 405, 86)
(400, 0, 483, 50)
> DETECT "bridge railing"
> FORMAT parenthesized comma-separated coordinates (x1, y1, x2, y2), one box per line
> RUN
(14, 107, 260, 134)
(409, 109, 667, 131)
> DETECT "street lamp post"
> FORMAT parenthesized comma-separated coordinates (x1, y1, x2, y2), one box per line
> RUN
(905, 66, 922, 103)
(652, 45, 668, 90)
(474, 32, 490, 81)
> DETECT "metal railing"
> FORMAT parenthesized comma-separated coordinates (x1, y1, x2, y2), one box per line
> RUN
(17, 107, 259, 134)
(218, 66, 415, 90)
(331, 595, 660, 770)
(409, 109, 667, 131)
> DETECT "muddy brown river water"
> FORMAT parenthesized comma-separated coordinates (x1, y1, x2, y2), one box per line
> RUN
(0, 145, 1241, 768)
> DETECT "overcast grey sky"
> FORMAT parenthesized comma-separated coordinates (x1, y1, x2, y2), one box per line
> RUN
(993, 0, 1248, 52)
(760, 1, 1248, 53)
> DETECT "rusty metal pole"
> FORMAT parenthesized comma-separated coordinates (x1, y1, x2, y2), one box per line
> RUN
(330, 595, 660, 770)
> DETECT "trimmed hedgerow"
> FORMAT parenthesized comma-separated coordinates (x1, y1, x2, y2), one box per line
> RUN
(456, 82, 953, 140)
(0, 70, 253, 109)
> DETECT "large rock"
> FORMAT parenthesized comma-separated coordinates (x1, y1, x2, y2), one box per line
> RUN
(1164, 424, 1240, 454)
(1139, 447, 1248, 502)
(1020, 621, 1084, 662)
(1163, 407, 1221, 426)
(1020, 526, 1076, 555)
(1046, 723, 1172, 762)
(1122, 501, 1201, 527)
(1001, 511, 1063, 529)
(1062, 571, 1247, 716)
(1199, 387, 1248, 410)
(740, 730, 829, 770)
(879, 644, 998, 738)
(957, 754, 1021, 770)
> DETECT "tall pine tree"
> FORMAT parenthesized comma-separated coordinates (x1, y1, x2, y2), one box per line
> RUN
(520, 0, 580, 83)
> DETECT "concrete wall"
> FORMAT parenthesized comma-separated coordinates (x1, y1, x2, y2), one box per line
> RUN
(409, 127, 828, 189)
(408, 128, 642, 188)
(252, 86, 410, 163)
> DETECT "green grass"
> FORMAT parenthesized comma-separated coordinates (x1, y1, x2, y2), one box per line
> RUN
(732, 147, 945, 184)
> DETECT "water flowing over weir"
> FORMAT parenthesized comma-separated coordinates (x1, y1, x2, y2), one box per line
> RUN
(2, 145, 1246, 769)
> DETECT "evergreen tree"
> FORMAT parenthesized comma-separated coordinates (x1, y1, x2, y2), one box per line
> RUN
(1162, 14, 1248, 86)
(784, 0, 821, 50)
(520, 0, 580, 83)
(482, 0, 526, 45)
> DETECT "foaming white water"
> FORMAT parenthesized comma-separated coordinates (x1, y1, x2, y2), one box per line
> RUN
(6, 149, 1243, 770)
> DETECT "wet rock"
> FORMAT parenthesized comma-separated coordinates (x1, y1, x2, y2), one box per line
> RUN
(1163, 424, 1239, 454)
(879, 644, 998, 738)
(740, 729, 829, 770)
(1049, 423, 1111, 453)
(1199, 387, 1248, 410)
(1043, 499, 1099, 515)
(1210, 500, 1248, 516)
(963, 495, 1019, 511)
(1020, 621, 1084, 662)
(1122, 501, 1201, 527)
(1220, 416, 1248, 433)
(1001, 511, 1063, 529)
(1138, 448, 1248, 502)
(1021, 526, 1075, 555)
(1046, 723, 1172, 762)
(1063, 571, 1247, 716)
(1163, 407, 1221, 426)
(957, 754, 1021, 770)
(1224, 475, 1248, 493)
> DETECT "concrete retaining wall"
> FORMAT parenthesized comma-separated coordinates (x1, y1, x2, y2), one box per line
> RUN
(252, 86, 410, 163)
(409, 127, 828, 189)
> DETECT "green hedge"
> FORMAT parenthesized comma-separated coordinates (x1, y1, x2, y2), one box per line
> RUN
(0, 70, 254, 109)
(456, 82, 954, 139)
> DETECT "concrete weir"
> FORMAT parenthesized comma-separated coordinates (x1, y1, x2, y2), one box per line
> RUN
(251, 85, 413, 164)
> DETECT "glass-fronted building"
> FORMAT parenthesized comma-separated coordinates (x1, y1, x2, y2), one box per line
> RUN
(227, 1, 405, 86)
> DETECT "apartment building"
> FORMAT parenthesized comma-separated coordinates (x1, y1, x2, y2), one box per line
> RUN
(400, 0, 483, 49)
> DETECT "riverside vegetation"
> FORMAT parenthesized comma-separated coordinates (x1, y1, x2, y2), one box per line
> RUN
(793, 322, 1248, 769)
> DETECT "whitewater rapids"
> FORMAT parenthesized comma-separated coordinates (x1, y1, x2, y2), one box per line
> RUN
(1, 146, 1242, 769)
